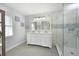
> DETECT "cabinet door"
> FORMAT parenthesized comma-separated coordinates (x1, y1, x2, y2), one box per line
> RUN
(40, 34, 52, 48)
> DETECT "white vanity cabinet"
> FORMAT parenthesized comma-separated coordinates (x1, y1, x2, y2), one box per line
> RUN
(27, 32, 53, 48)
(27, 16, 52, 48)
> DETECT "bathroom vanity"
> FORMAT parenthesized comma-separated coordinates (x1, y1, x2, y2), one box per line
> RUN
(27, 16, 53, 48)
(27, 32, 53, 48)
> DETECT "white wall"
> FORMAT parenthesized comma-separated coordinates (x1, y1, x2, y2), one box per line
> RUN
(0, 4, 25, 51)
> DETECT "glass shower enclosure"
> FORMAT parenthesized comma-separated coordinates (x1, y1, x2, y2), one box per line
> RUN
(62, 3, 79, 56)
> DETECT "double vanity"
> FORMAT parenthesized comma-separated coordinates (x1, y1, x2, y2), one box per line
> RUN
(27, 32, 53, 48)
(27, 16, 53, 48)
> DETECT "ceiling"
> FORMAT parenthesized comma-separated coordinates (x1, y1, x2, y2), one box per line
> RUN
(3, 3, 63, 15)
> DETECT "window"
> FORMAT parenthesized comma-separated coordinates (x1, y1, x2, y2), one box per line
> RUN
(5, 15, 13, 37)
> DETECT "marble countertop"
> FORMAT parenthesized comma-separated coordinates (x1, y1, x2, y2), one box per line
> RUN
(28, 31, 52, 34)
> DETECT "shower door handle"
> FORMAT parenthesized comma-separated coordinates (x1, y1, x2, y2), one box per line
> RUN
(77, 31, 79, 38)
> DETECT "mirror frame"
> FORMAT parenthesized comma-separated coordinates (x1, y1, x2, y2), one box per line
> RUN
(32, 17, 51, 32)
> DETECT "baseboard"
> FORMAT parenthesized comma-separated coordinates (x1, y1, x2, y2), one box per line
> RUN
(56, 44, 63, 56)
(6, 40, 25, 52)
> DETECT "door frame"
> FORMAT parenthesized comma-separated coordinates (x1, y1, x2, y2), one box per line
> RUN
(0, 9, 5, 56)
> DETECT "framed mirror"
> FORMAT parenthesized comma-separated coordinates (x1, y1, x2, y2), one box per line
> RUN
(32, 17, 51, 32)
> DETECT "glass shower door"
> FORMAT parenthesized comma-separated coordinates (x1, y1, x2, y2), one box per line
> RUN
(76, 7, 79, 56)
(63, 4, 77, 56)
(63, 3, 79, 56)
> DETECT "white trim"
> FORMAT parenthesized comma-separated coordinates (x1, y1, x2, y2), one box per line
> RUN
(6, 40, 25, 52)
(56, 44, 63, 56)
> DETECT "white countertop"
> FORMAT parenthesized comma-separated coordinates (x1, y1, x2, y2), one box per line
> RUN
(28, 31, 52, 34)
